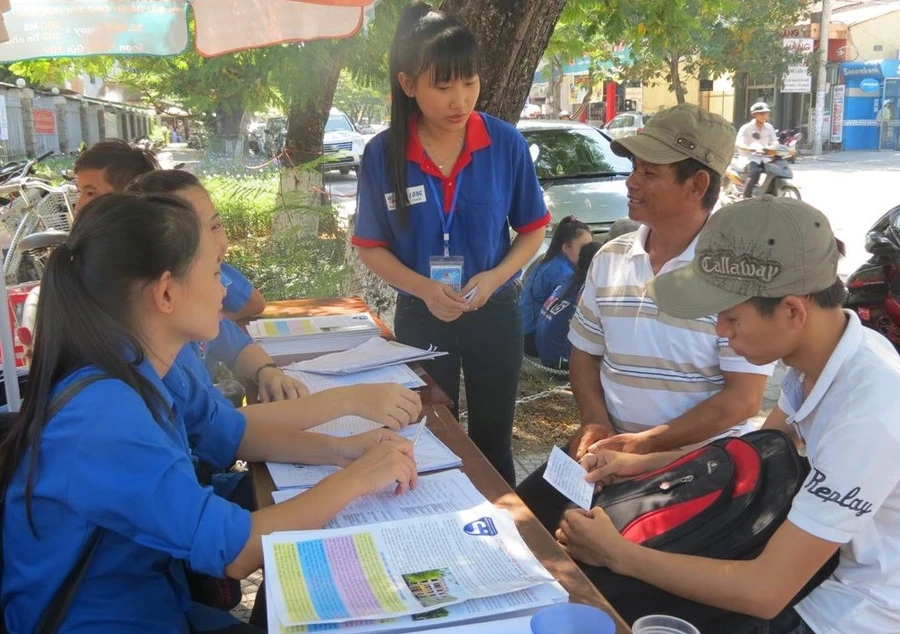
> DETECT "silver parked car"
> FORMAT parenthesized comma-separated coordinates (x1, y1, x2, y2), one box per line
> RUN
(602, 111, 652, 140)
(515, 119, 632, 273)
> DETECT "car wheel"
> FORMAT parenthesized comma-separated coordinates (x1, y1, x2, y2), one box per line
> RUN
(340, 167, 351, 175)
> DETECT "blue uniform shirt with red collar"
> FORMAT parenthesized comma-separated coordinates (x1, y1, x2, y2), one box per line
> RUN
(352, 111, 550, 293)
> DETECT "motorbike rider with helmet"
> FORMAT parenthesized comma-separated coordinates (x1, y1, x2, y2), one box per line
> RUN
(736, 102, 778, 198)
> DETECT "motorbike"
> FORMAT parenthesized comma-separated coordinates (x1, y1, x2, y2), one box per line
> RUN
(846, 204, 900, 352)
(722, 144, 801, 204)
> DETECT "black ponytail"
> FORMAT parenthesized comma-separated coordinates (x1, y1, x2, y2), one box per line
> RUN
(0, 193, 202, 533)
(561, 241, 601, 300)
(387, 1, 479, 224)
(540, 216, 590, 265)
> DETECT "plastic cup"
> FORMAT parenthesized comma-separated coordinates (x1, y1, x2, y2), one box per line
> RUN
(632, 614, 701, 634)
(530, 603, 615, 634)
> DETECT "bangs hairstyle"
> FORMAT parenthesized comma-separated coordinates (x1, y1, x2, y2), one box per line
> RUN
(387, 2, 479, 222)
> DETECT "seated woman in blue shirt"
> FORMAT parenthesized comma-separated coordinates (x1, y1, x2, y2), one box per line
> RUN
(127, 170, 309, 403)
(0, 194, 419, 633)
(520, 216, 592, 357)
(534, 241, 602, 371)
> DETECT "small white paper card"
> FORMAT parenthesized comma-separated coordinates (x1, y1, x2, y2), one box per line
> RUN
(542, 445, 594, 511)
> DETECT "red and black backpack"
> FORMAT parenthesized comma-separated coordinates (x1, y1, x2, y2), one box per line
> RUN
(585, 429, 840, 629)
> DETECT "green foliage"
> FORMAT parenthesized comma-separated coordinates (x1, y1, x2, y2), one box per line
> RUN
(333, 69, 389, 124)
(555, 0, 810, 100)
(199, 157, 347, 300)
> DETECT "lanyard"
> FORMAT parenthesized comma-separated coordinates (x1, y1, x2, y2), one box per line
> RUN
(426, 172, 463, 257)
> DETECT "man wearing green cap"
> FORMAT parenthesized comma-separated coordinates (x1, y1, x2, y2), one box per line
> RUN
(557, 197, 900, 634)
(565, 103, 773, 459)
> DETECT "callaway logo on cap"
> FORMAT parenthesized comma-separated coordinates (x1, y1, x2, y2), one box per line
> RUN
(647, 196, 840, 319)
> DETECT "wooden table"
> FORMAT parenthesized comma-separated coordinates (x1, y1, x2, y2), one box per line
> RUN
(248, 297, 631, 632)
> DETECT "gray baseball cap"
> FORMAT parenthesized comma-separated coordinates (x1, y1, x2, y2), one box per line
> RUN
(610, 104, 736, 176)
(647, 196, 840, 318)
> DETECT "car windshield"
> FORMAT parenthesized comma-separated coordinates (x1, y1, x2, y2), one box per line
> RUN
(325, 114, 354, 133)
(521, 127, 633, 179)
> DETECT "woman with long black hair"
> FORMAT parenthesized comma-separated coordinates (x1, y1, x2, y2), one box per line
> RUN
(0, 194, 417, 632)
(351, 1, 550, 485)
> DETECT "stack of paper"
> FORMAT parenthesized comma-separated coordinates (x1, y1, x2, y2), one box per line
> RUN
(283, 364, 426, 393)
(263, 502, 569, 633)
(266, 421, 463, 491)
(246, 313, 381, 355)
(290, 337, 448, 375)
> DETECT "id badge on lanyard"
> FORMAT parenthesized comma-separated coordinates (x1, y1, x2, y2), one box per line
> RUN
(428, 173, 465, 292)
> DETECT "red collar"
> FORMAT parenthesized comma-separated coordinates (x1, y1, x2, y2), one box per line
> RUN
(407, 112, 491, 180)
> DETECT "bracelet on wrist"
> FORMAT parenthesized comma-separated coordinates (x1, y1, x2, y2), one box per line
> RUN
(253, 362, 279, 384)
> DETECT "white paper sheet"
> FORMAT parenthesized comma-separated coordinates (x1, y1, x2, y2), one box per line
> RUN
(290, 337, 447, 375)
(542, 446, 594, 511)
(271, 470, 488, 528)
(263, 502, 558, 628)
(267, 423, 462, 490)
(284, 364, 426, 393)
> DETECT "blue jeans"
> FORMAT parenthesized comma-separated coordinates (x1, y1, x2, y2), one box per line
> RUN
(728, 608, 815, 634)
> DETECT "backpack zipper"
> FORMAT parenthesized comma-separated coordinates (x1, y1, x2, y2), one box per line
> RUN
(659, 475, 694, 491)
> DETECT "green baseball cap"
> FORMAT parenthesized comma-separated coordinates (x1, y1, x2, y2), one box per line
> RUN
(610, 104, 736, 176)
(647, 196, 840, 319)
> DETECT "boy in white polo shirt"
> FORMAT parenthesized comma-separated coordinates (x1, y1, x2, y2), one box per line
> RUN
(558, 196, 900, 634)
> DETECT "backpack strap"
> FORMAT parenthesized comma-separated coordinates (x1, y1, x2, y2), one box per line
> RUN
(7, 373, 108, 634)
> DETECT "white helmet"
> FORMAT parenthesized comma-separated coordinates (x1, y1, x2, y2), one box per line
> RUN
(559, 110, 570, 117)
(750, 102, 771, 115)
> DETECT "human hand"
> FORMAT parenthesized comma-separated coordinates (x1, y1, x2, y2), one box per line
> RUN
(420, 279, 467, 322)
(338, 433, 418, 495)
(256, 367, 309, 402)
(589, 431, 653, 455)
(569, 422, 614, 460)
(556, 507, 630, 571)
(460, 270, 502, 311)
(579, 450, 656, 488)
(347, 383, 422, 430)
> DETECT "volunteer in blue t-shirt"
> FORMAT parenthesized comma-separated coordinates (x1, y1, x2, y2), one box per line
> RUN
(535, 241, 601, 371)
(128, 170, 306, 403)
(520, 216, 592, 356)
(0, 194, 419, 633)
(352, 3, 549, 486)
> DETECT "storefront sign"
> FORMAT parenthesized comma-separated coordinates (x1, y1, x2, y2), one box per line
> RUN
(32, 108, 55, 135)
(860, 78, 880, 93)
(831, 84, 845, 143)
(782, 38, 814, 93)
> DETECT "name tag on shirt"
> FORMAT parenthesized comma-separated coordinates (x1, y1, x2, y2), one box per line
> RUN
(385, 185, 427, 211)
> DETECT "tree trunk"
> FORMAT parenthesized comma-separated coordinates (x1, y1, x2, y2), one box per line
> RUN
(212, 99, 246, 157)
(275, 43, 344, 239)
(439, 0, 568, 122)
(668, 52, 686, 105)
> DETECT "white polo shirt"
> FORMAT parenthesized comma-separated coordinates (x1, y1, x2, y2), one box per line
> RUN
(781, 311, 900, 634)
(568, 226, 773, 438)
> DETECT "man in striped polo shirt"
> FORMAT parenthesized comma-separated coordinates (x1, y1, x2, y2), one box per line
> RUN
(567, 104, 775, 459)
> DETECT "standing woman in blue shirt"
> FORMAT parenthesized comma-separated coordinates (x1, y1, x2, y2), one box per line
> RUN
(0, 194, 418, 633)
(519, 216, 592, 357)
(352, 2, 549, 485)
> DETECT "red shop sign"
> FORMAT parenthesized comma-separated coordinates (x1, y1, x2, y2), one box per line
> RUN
(33, 108, 56, 135)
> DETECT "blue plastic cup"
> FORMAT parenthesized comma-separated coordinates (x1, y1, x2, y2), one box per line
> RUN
(530, 603, 616, 634)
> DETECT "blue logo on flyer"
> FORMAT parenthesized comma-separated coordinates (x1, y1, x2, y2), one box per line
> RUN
(463, 517, 497, 536)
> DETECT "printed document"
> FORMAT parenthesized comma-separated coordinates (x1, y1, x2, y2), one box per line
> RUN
(284, 364, 426, 393)
(271, 470, 487, 528)
(267, 423, 462, 490)
(290, 337, 448, 375)
(542, 446, 593, 511)
(266, 582, 566, 633)
(262, 502, 558, 627)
